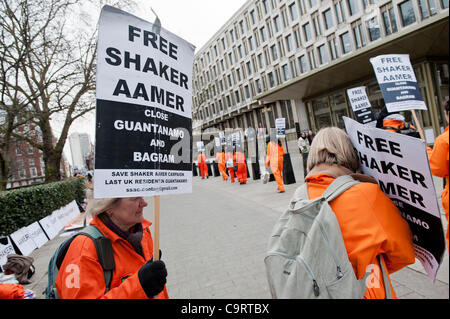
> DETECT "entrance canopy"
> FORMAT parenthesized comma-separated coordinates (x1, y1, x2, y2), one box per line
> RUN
(256, 13, 449, 104)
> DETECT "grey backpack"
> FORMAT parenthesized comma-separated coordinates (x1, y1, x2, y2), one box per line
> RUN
(265, 175, 392, 299)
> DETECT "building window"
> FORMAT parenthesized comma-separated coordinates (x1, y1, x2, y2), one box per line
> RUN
(281, 6, 289, 28)
(19, 168, 27, 179)
(318, 44, 328, 65)
(290, 58, 299, 78)
(246, 61, 252, 75)
(352, 20, 366, 49)
(418, 0, 437, 19)
(340, 31, 352, 54)
(260, 26, 267, 42)
(268, 72, 276, 88)
(266, 19, 274, 38)
(442, 0, 449, 8)
(258, 53, 264, 68)
(328, 35, 340, 60)
(367, 17, 381, 41)
(363, 0, 375, 9)
(309, 0, 317, 8)
(16, 148, 22, 155)
(289, 3, 298, 21)
(399, 0, 417, 26)
(27, 146, 34, 154)
(293, 25, 302, 48)
(299, 55, 308, 73)
(311, 11, 322, 37)
(285, 34, 294, 52)
(273, 15, 281, 32)
(347, 0, 360, 15)
(262, 0, 270, 13)
(277, 37, 286, 58)
(235, 91, 240, 104)
(334, 0, 347, 24)
(250, 10, 256, 25)
(323, 8, 334, 30)
(282, 64, 290, 81)
(298, 0, 306, 15)
(307, 46, 317, 70)
(248, 36, 255, 51)
(381, 3, 398, 35)
(303, 22, 312, 42)
(271, 44, 278, 60)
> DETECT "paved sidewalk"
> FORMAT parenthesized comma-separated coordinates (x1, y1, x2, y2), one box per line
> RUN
(24, 155, 448, 299)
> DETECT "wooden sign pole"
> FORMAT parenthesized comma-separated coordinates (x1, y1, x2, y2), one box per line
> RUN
(411, 110, 426, 141)
(153, 195, 160, 261)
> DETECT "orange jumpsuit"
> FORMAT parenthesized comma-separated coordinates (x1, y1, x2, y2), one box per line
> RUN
(235, 151, 247, 184)
(216, 151, 228, 181)
(0, 284, 25, 299)
(427, 126, 449, 249)
(56, 217, 169, 299)
(306, 174, 415, 299)
(382, 119, 416, 133)
(225, 151, 236, 183)
(265, 141, 285, 192)
(197, 153, 208, 179)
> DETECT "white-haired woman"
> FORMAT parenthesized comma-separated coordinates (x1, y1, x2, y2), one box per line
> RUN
(55, 196, 168, 299)
(300, 127, 415, 299)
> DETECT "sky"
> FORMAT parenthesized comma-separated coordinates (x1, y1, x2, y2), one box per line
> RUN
(62, 0, 248, 165)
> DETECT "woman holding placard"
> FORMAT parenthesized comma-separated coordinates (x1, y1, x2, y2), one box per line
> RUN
(300, 127, 415, 298)
(55, 197, 168, 299)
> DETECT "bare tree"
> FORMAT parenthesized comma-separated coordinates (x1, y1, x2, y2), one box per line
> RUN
(0, 0, 136, 185)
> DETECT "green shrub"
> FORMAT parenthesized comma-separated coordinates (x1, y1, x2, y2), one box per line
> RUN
(0, 178, 86, 236)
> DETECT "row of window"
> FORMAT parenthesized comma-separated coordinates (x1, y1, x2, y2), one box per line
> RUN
(193, 0, 449, 123)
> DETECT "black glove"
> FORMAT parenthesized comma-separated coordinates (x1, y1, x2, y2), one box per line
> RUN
(138, 260, 167, 298)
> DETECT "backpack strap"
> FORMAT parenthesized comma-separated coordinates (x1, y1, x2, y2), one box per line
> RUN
(377, 255, 393, 299)
(322, 175, 361, 202)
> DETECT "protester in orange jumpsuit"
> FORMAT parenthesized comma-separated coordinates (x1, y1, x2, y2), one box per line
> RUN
(302, 127, 415, 299)
(427, 99, 449, 249)
(376, 107, 419, 137)
(265, 137, 285, 193)
(225, 147, 236, 183)
(216, 147, 228, 181)
(197, 152, 208, 179)
(235, 145, 247, 185)
(56, 197, 168, 299)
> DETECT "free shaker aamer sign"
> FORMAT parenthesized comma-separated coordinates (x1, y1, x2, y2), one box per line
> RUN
(344, 117, 445, 281)
(94, 6, 195, 198)
(347, 86, 375, 125)
(369, 54, 427, 113)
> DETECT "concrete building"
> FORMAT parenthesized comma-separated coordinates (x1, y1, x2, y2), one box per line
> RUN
(69, 132, 92, 172)
(192, 0, 449, 145)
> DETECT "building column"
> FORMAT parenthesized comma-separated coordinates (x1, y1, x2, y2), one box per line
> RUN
(422, 62, 441, 137)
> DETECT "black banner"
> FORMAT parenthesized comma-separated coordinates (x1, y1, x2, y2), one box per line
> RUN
(95, 99, 192, 171)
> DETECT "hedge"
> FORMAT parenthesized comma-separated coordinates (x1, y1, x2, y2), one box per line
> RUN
(0, 178, 86, 236)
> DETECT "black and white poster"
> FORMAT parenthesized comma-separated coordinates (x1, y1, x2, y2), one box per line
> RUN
(369, 54, 427, 113)
(347, 86, 376, 126)
(344, 117, 445, 281)
(94, 6, 194, 198)
(275, 118, 286, 138)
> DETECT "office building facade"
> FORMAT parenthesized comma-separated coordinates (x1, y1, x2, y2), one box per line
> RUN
(192, 0, 449, 145)
(69, 132, 92, 171)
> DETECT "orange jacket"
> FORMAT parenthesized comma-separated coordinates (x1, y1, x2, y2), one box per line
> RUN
(56, 216, 169, 299)
(0, 284, 25, 299)
(305, 174, 415, 299)
(427, 126, 449, 248)
(265, 141, 285, 170)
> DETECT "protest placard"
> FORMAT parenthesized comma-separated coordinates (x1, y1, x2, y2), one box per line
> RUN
(39, 214, 61, 240)
(26, 222, 48, 249)
(196, 141, 205, 152)
(0, 236, 15, 267)
(9, 227, 37, 256)
(344, 116, 445, 281)
(275, 118, 286, 138)
(369, 54, 427, 113)
(94, 6, 195, 198)
(347, 86, 376, 125)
